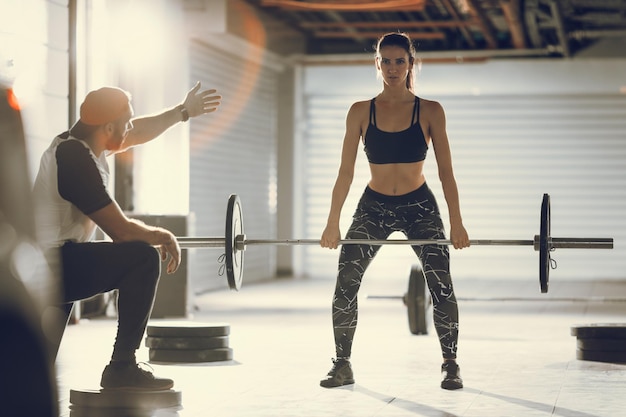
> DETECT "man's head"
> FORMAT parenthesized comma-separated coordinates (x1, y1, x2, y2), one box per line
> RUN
(73, 87, 134, 151)
(80, 87, 131, 126)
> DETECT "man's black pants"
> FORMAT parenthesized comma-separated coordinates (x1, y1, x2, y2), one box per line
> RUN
(60, 241, 161, 361)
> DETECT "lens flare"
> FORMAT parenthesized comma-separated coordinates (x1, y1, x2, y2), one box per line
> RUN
(6, 88, 20, 111)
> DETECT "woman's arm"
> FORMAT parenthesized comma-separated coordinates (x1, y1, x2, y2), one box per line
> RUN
(321, 102, 365, 249)
(428, 100, 470, 249)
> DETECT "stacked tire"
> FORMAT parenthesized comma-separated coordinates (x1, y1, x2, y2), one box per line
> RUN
(571, 324, 626, 363)
(146, 322, 233, 363)
(69, 388, 182, 416)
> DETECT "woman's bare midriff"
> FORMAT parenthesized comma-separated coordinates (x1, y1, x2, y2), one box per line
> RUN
(367, 161, 426, 196)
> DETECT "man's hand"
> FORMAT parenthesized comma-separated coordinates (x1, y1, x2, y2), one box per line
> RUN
(157, 230, 182, 274)
(182, 81, 221, 118)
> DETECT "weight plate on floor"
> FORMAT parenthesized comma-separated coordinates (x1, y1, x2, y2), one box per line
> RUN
(576, 349, 626, 363)
(570, 323, 626, 339)
(577, 338, 626, 352)
(147, 322, 230, 338)
(70, 407, 180, 417)
(405, 264, 430, 335)
(149, 347, 233, 363)
(539, 193, 550, 293)
(145, 335, 229, 350)
(225, 194, 244, 291)
(69, 388, 181, 409)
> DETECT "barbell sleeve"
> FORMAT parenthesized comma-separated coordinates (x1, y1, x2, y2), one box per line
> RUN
(548, 237, 614, 249)
(177, 236, 225, 249)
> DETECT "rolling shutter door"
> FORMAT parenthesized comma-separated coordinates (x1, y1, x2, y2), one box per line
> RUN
(188, 40, 278, 293)
(302, 94, 626, 282)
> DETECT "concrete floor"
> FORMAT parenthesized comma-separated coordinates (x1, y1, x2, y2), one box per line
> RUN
(56, 277, 626, 417)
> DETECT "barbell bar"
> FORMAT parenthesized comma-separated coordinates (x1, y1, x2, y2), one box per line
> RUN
(175, 194, 613, 294)
(176, 237, 612, 250)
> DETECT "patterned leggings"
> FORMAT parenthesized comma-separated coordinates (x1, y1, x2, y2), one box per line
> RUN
(332, 183, 459, 359)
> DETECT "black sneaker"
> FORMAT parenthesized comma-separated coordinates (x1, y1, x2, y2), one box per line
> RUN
(441, 361, 463, 390)
(100, 362, 174, 391)
(320, 358, 355, 388)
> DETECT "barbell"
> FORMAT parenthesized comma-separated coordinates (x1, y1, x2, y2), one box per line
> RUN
(175, 193, 613, 294)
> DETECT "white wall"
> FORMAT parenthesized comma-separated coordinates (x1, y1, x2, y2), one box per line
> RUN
(1, 0, 191, 211)
(113, 0, 190, 215)
(0, 0, 69, 182)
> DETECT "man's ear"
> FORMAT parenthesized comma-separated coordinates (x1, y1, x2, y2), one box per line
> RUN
(104, 122, 114, 135)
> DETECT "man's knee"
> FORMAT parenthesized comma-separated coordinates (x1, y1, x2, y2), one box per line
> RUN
(128, 241, 161, 281)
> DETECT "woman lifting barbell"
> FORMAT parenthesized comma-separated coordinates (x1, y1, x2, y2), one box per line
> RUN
(319, 32, 469, 390)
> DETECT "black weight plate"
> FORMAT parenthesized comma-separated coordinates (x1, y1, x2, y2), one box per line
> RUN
(70, 406, 180, 417)
(577, 338, 626, 352)
(149, 347, 233, 363)
(147, 322, 230, 338)
(145, 335, 229, 350)
(69, 388, 181, 409)
(570, 324, 626, 339)
(406, 264, 430, 335)
(576, 349, 626, 364)
(539, 193, 550, 293)
(225, 194, 244, 291)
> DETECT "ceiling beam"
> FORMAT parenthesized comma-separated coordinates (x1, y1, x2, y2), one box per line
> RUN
(465, 0, 498, 48)
(299, 20, 472, 29)
(259, 0, 425, 12)
(549, 0, 570, 57)
(570, 0, 626, 9)
(500, 0, 528, 49)
(320, 10, 370, 45)
(313, 31, 446, 40)
(439, 0, 476, 48)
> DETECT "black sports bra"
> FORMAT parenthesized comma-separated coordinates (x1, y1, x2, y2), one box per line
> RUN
(363, 97, 428, 164)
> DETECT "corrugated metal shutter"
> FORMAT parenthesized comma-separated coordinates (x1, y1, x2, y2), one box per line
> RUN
(302, 94, 626, 283)
(188, 40, 278, 293)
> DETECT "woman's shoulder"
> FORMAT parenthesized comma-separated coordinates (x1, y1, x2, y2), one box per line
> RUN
(417, 96, 444, 114)
(346, 99, 372, 117)
(350, 98, 373, 109)
(417, 96, 441, 106)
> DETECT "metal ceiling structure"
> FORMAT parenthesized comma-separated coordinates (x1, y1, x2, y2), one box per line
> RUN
(243, 0, 626, 59)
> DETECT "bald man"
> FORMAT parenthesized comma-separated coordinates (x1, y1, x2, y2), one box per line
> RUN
(33, 83, 220, 390)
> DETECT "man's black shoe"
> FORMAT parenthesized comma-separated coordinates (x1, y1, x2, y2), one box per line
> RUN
(320, 358, 355, 388)
(101, 362, 174, 391)
(441, 361, 463, 390)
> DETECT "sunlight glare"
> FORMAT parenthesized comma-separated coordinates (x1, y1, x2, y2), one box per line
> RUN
(110, 2, 172, 74)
